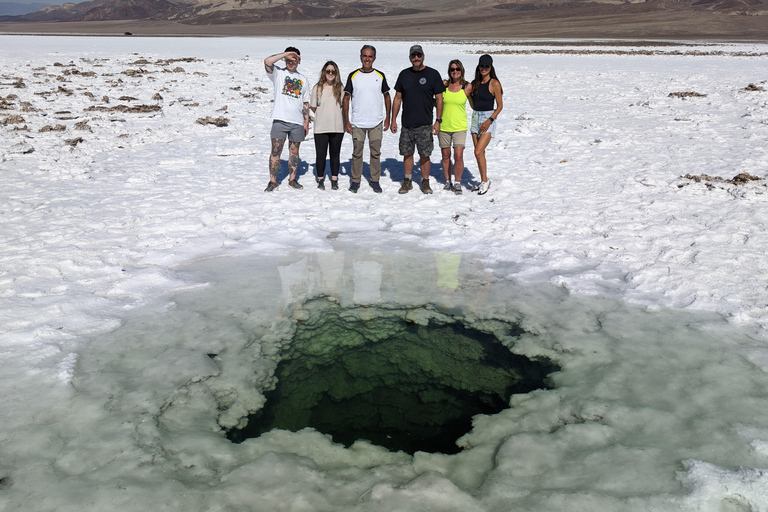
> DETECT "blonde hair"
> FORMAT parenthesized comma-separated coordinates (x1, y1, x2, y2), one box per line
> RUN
(315, 61, 343, 105)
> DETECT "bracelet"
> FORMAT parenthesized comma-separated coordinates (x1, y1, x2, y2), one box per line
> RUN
(489, 117, 495, 123)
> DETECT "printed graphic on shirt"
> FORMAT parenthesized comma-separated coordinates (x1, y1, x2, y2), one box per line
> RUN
(282, 77, 305, 99)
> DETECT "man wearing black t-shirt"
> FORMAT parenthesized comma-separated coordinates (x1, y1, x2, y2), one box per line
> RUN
(390, 45, 445, 194)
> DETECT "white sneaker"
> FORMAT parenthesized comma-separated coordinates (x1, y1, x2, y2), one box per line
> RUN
(478, 180, 491, 195)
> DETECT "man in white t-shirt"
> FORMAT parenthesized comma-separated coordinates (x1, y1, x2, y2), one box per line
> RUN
(342, 45, 391, 194)
(263, 46, 311, 192)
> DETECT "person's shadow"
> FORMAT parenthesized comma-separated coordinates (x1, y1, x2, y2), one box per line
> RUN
(300, 157, 478, 188)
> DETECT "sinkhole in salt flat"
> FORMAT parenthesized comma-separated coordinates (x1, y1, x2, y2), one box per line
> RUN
(226, 301, 558, 454)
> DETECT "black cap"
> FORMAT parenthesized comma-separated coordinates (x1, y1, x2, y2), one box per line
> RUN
(478, 54, 493, 66)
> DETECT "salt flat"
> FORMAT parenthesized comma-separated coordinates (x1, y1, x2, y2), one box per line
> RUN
(1, 36, 768, 511)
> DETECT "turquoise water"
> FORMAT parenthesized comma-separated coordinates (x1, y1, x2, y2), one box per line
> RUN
(227, 299, 557, 454)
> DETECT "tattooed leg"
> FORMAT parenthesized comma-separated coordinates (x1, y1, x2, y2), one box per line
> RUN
(288, 141, 301, 180)
(270, 138, 285, 181)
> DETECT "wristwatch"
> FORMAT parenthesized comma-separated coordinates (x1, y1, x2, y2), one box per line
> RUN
(489, 117, 495, 123)
(436, 118, 442, 123)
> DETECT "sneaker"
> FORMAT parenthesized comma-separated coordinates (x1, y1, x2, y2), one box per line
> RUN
(264, 181, 277, 192)
(317, 179, 325, 190)
(289, 179, 303, 190)
(349, 181, 360, 193)
(477, 180, 491, 195)
(453, 183, 463, 195)
(443, 181, 453, 191)
(370, 181, 382, 194)
(331, 180, 339, 190)
(398, 178, 412, 194)
(421, 179, 433, 194)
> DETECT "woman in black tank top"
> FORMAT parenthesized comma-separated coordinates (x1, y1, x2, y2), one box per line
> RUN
(469, 54, 503, 195)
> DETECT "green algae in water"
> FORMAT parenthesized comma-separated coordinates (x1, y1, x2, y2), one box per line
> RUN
(228, 307, 557, 454)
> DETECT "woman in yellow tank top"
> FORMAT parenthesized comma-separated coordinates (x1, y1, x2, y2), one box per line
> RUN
(439, 59, 473, 195)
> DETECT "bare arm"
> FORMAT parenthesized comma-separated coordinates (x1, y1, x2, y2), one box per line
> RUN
(383, 92, 391, 131)
(263, 51, 300, 74)
(490, 79, 503, 119)
(390, 91, 402, 133)
(433, 93, 443, 135)
(343, 93, 352, 134)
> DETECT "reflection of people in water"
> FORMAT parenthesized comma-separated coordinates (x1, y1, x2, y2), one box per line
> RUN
(435, 252, 462, 289)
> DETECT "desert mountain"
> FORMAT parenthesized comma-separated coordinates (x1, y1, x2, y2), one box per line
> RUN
(4, 0, 766, 24)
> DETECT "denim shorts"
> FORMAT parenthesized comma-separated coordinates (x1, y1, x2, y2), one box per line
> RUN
(470, 110, 497, 138)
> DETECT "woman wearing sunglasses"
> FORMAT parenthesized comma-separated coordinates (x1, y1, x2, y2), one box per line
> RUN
(439, 59, 473, 195)
(469, 54, 503, 195)
(310, 61, 344, 190)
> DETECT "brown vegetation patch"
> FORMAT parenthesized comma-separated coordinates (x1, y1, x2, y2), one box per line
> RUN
(123, 68, 150, 77)
(669, 91, 707, 98)
(64, 137, 84, 147)
(0, 99, 13, 110)
(152, 93, 163, 101)
(74, 120, 91, 131)
(118, 96, 138, 101)
(744, 83, 765, 91)
(39, 124, 67, 132)
(1, 114, 25, 125)
(681, 172, 764, 185)
(19, 101, 35, 112)
(197, 116, 229, 127)
(85, 104, 162, 114)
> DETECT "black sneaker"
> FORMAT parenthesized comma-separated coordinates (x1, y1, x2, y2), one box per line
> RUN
(371, 181, 382, 194)
(331, 180, 339, 190)
(421, 179, 433, 194)
(349, 181, 360, 193)
(289, 179, 303, 190)
(398, 178, 412, 194)
(317, 179, 325, 190)
(264, 182, 277, 192)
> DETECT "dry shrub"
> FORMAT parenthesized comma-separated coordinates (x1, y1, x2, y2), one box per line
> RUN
(1, 115, 25, 125)
(12, 125, 29, 131)
(39, 124, 67, 132)
(152, 93, 163, 101)
(217, 105, 227, 112)
(0, 99, 12, 110)
(669, 92, 707, 98)
(85, 104, 162, 114)
(681, 173, 763, 185)
(744, 83, 765, 92)
(123, 69, 149, 77)
(196, 116, 229, 127)
(118, 96, 138, 101)
(19, 101, 35, 112)
(64, 137, 84, 147)
(74, 120, 91, 131)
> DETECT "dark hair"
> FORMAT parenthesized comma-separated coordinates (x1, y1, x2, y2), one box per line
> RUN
(284, 46, 300, 55)
(360, 44, 376, 57)
(471, 64, 499, 96)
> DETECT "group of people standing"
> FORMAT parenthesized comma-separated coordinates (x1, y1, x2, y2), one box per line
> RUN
(263, 44, 503, 196)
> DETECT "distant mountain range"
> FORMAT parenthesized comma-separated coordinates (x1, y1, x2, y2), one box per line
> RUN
(0, 1, 60, 16)
(1, 0, 764, 25)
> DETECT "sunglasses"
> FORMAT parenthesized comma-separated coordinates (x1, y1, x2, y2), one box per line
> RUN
(410, 52, 423, 58)
(449, 67, 461, 72)
(479, 64, 491, 69)
(325, 69, 336, 74)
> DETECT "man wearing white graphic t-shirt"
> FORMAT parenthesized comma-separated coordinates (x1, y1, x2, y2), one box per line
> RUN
(263, 46, 310, 192)
(342, 45, 391, 194)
